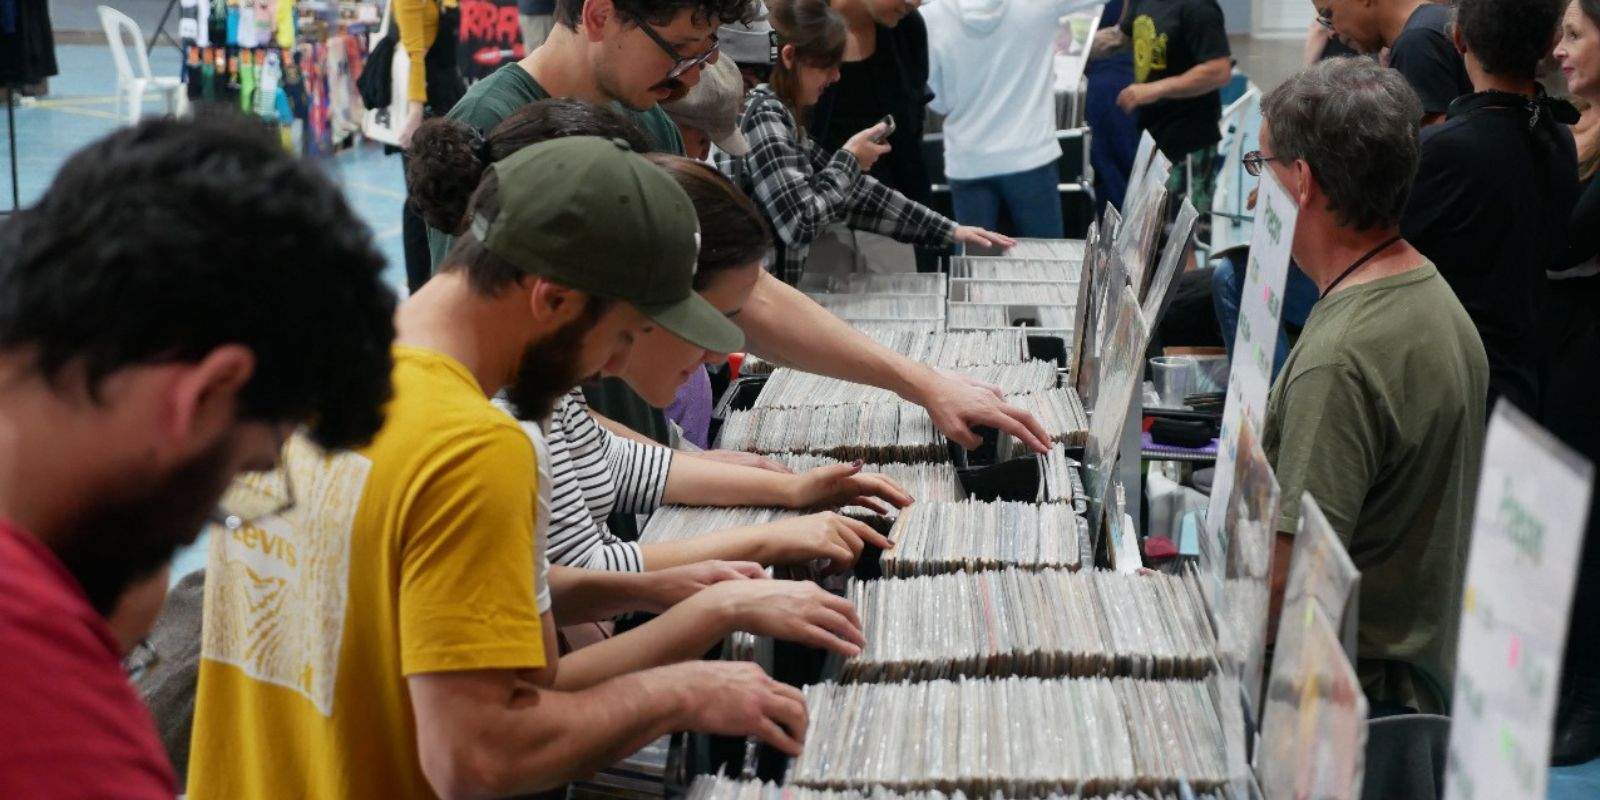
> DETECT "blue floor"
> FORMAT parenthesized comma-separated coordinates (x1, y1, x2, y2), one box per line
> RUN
(3, 44, 410, 293)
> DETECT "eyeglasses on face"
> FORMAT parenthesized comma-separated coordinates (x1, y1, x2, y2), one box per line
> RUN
(1242, 150, 1280, 177)
(626, 12, 719, 80)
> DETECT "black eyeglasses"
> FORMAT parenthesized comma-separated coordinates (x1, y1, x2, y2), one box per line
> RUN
(627, 13, 719, 80)
(1242, 150, 1279, 177)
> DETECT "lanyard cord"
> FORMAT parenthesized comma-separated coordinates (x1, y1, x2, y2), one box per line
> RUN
(1321, 235, 1404, 300)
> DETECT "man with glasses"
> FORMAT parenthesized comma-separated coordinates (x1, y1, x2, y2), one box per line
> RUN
(189, 138, 813, 800)
(1257, 57, 1487, 717)
(1313, 0, 1469, 126)
(0, 116, 397, 797)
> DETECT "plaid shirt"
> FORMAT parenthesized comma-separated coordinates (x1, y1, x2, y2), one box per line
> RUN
(719, 85, 957, 284)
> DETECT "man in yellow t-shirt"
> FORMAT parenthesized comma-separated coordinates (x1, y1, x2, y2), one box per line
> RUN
(190, 137, 808, 800)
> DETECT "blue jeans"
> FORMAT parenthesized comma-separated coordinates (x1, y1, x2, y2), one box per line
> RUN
(949, 162, 1065, 238)
(1213, 251, 1320, 381)
(1086, 52, 1138, 210)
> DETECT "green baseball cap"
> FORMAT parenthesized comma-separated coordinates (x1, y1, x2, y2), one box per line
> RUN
(470, 136, 745, 354)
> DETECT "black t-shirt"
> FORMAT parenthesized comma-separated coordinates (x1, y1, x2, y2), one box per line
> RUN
(1388, 3, 1472, 116)
(1120, 0, 1230, 160)
(1571, 175, 1600, 268)
(1402, 91, 1581, 412)
(811, 13, 934, 209)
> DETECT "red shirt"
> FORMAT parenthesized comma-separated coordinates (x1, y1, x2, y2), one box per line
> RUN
(0, 521, 179, 798)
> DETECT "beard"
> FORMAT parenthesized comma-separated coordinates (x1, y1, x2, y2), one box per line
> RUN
(52, 435, 236, 617)
(503, 311, 597, 422)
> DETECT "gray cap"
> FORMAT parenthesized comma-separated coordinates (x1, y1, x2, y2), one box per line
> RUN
(663, 58, 751, 156)
(719, 2, 776, 66)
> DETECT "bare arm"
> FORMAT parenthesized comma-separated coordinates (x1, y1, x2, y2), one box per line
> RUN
(546, 561, 768, 624)
(639, 512, 893, 573)
(409, 661, 807, 800)
(739, 273, 1050, 451)
(1142, 56, 1233, 102)
(553, 579, 863, 691)
(590, 408, 660, 446)
(664, 457, 912, 513)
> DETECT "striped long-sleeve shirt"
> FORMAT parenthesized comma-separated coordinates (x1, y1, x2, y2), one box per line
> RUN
(543, 388, 673, 571)
(718, 85, 957, 284)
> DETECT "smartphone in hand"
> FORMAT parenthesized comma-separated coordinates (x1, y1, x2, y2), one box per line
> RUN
(870, 114, 896, 144)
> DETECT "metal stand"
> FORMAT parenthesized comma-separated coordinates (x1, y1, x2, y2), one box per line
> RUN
(146, 0, 185, 56)
(4, 87, 18, 212)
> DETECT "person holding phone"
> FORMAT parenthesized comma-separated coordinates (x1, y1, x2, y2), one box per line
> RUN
(719, 0, 1011, 284)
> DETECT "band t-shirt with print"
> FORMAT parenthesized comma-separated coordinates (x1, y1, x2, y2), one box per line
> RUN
(189, 346, 546, 800)
(1120, 0, 1231, 160)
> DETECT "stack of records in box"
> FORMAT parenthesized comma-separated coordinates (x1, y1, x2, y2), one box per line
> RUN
(756, 361, 1058, 410)
(717, 403, 947, 463)
(947, 251, 1083, 342)
(689, 776, 1246, 800)
(774, 455, 965, 520)
(741, 329, 1031, 376)
(570, 736, 674, 800)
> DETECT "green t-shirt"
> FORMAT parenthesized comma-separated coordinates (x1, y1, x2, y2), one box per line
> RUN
(1262, 262, 1488, 716)
(427, 63, 688, 267)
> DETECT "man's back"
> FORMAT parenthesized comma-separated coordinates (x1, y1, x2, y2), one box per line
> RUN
(1388, 3, 1473, 118)
(190, 346, 546, 799)
(1403, 99, 1581, 411)
(1263, 263, 1487, 715)
(926, 0, 1093, 181)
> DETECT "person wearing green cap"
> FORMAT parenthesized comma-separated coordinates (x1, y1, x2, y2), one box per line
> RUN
(188, 138, 821, 800)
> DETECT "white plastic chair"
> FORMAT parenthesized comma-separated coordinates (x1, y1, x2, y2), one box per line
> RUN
(98, 5, 185, 125)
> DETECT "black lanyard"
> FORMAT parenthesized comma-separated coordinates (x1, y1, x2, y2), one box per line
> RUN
(1321, 235, 1403, 300)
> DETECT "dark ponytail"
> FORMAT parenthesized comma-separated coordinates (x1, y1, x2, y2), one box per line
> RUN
(644, 154, 772, 286)
(405, 98, 656, 235)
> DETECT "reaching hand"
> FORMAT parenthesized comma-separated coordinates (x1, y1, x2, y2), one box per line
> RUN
(914, 368, 1052, 453)
(939, 367, 1004, 400)
(952, 226, 1016, 252)
(662, 661, 810, 756)
(699, 579, 865, 656)
(639, 560, 767, 613)
(786, 461, 914, 515)
(758, 512, 894, 574)
(843, 125, 893, 171)
(689, 449, 795, 474)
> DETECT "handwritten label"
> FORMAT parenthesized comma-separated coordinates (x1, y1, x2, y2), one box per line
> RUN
(1206, 168, 1297, 538)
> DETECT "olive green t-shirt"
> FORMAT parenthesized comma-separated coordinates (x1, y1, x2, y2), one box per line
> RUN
(426, 63, 688, 268)
(1262, 262, 1488, 716)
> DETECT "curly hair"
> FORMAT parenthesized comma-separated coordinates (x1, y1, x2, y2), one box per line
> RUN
(554, 0, 760, 30)
(407, 98, 653, 234)
(0, 115, 395, 451)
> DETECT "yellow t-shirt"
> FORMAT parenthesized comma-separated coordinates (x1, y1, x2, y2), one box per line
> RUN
(189, 346, 546, 799)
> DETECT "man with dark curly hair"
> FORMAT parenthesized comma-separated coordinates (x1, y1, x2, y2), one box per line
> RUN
(0, 115, 396, 798)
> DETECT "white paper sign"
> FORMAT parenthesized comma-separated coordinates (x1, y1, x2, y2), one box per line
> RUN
(1206, 167, 1297, 537)
(1445, 403, 1595, 800)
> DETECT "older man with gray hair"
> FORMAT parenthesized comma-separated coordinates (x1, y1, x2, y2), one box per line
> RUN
(1257, 56, 1487, 717)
